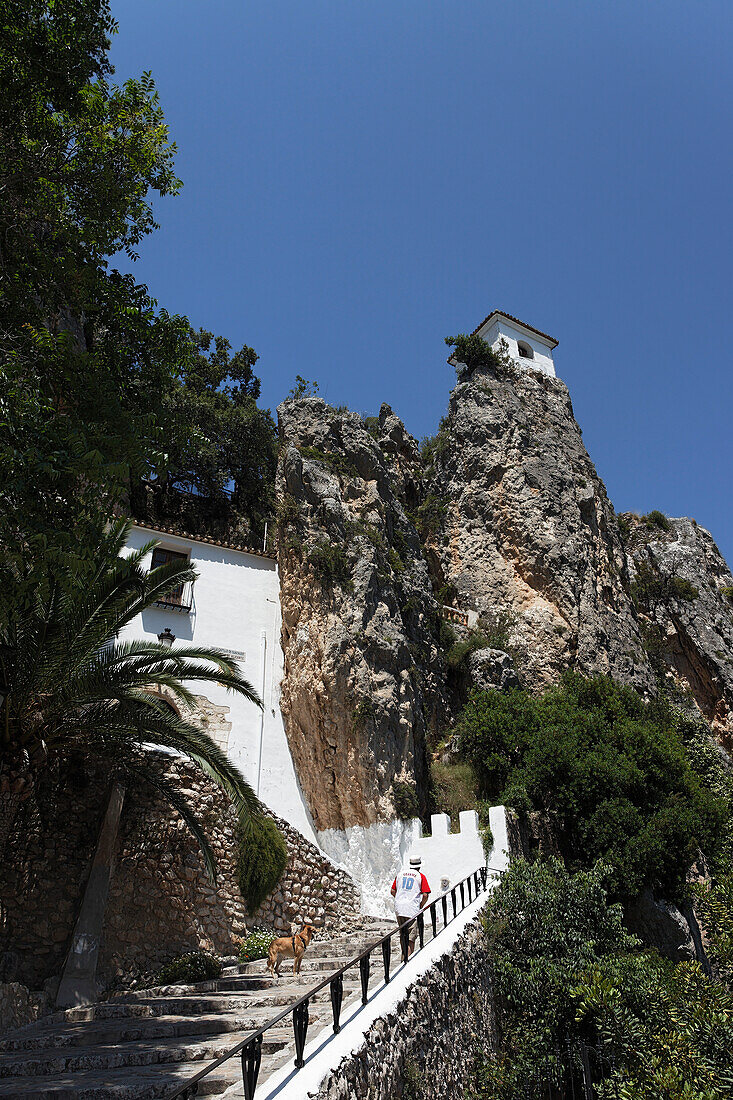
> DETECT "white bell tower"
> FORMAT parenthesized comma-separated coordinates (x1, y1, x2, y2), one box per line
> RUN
(472, 310, 558, 378)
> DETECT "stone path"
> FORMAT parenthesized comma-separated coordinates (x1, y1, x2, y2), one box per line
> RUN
(0, 920, 395, 1099)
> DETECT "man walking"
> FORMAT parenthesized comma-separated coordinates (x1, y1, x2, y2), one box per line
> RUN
(391, 854, 430, 958)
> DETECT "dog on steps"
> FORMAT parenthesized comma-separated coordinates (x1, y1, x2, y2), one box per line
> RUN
(267, 923, 316, 977)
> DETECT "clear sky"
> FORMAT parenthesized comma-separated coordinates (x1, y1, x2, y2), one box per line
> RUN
(110, 1, 733, 563)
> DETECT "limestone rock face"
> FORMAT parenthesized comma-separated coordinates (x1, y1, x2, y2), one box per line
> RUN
(467, 648, 521, 694)
(427, 360, 654, 691)
(276, 398, 445, 832)
(623, 514, 733, 737)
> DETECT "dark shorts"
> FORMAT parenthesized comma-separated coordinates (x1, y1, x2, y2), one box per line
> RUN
(397, 913, 418, 942)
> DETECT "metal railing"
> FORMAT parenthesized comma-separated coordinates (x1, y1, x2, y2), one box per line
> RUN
(155, 579, 194, 613)
(168, 865, 492, 1099)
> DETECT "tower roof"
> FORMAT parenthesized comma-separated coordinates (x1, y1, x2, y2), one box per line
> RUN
(471, 310, 558, 349)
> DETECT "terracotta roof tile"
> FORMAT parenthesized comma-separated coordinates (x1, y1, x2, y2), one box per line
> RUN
(132, 522, 276, 561)
(470, 310, 558, 348)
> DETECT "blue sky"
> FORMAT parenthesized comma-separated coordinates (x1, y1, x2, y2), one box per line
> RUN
(111, 1, 733, 563)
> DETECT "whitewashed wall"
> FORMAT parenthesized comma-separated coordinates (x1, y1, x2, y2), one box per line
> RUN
(121, 526, 318, 845)
(478, 317, 557, 377)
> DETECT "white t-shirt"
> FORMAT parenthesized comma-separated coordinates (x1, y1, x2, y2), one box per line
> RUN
(392, 868, 431, 918)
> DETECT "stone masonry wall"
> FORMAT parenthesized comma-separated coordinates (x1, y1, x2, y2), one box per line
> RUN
(0, 753, 360, 1001)
(313, 914, 494, 1100)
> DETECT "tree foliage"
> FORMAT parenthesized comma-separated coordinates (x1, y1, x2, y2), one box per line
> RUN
(457, 673, 723, 899)
(473, 860, 733, 1100)
(1, 0, 276, 574)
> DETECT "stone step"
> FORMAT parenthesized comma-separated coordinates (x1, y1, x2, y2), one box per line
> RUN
(0, 1011, 260, 1054)
(0, 1024, 300, 1080)
(0, 1060, 239, 1099)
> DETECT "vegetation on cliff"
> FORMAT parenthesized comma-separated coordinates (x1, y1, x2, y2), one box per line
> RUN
(457, 673, 723, 900)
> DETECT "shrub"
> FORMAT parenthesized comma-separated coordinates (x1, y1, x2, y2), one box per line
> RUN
(438, 618, 457, 652)
(720, 585, 733, 604)
(630, 559, 698, 610)
(236, 816, 288, 912)
(238, 926, 276, 963)
(287, 375, 319, 399)
(431, 761, 480, 823)
(411, 493, 448, 541)
(419, 423, 450, 470)
(388, 547, 405, 575)
(643, 509, 671, 531)
(307, 538, 352, 589)
(447, 630, 491, 671)
(444, 333, 502, 374)
(363, 415, 380, 439)
(351, 694, 374, 732)
(472, 859, 733, 1100)
(392, 780, 419, 820)
(155, 950, 222, 986)
(457, 673, 724, 900)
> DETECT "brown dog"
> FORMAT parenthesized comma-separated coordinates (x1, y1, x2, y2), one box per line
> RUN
(267, 924, 316, 977)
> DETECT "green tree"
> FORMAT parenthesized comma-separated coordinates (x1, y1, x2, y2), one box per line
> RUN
(0, 519, 264, 875)
(457, 673, 723, 899)
(473, 860, 733, 1100)
(1, 1, 276, 571)
(131, 329, 278, 544)
(0, 0, 188, 570)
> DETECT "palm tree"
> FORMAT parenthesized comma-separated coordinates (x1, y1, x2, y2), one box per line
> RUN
(0, 518, 263, 877)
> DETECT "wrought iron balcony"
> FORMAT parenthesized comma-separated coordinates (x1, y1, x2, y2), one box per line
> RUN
(155, 579, 194, 613)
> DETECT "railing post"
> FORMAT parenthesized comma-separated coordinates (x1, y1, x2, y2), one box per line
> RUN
(417, 911, 424, 949)
(474, 869, 480, 894)
(441, 894, 448, 927)
(330, 974, 343, 1034)
(382, 936, 391, 983)
(430, 901, 437, 938)
(459, 882, 465, 910)
(293, 999, 310, 1069)
(241, 1035, 262, 1100)
(451, 887, 457, 919)
(467, 876, 473, 903)
(481, 866, 487, 891)
(359, 951, 370, 1004)
(399, 921, 409, 962)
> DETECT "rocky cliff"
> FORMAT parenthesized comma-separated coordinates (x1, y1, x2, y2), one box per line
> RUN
(425, 356, 655, 692)
(276, 398, 446, 833)
(623, 513, 733, 739)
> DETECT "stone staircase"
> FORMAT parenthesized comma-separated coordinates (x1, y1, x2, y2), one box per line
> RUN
(0, 920, 395, 1099)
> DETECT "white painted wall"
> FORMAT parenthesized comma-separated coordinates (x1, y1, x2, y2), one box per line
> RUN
(318, 819, 421, 919)
(121, 526, 318, 845)
(477, 316, 557, 377)
(409, 811, 486, 898)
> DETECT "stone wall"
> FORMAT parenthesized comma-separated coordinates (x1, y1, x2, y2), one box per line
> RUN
(313, 915, 494, 1100)
(0, 753, 360, 1000)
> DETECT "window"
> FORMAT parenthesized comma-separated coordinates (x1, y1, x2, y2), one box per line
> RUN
(151, 546, 192, 610)
(516, 340, 534, 360)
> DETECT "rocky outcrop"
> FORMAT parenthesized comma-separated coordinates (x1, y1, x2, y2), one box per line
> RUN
(623, 514, 733, 737)
(467, 647, 521, 694)
(276, 398, 446, 832)
(426, 357, 655, 691)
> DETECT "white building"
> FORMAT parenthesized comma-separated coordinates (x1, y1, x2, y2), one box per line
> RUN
(121, 525, 318, 846)
(465, 309, 558, 377)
